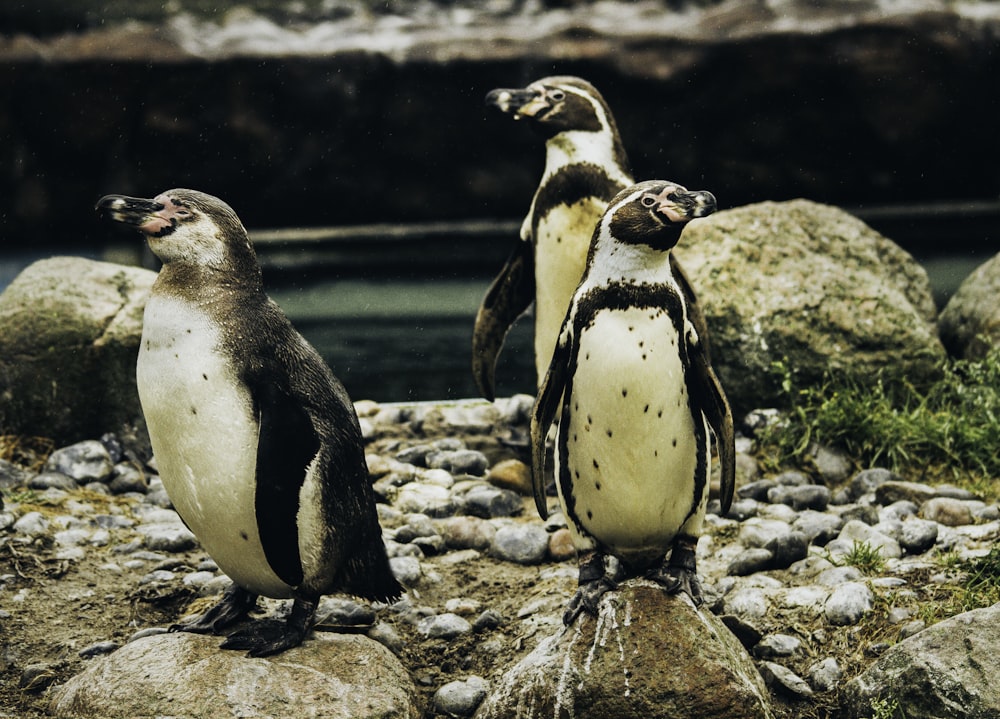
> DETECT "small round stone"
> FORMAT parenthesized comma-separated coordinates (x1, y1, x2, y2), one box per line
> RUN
(547, 528, 576, 562)
(439, 516, 496, 550)
(434, 675, 489, 717)
(460, 485, 523, 519)
(417, 613, 472, 640)
(44, 440, 115, 483)
(28, 472, 76, 491)
(487, 459, 532, 495)
(807, 657, 842, 692)
(899, 517, 939, 554)
(824, 582, 873, 625)
(489, 524, 549, 565)
(389, 556, 422, 586)
(727, 548, 774, 576)
(920, 497, 973, 527)
(754, 633, 801, 658)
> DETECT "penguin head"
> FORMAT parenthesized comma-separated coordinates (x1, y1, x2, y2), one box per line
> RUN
(97, 189, 257, 272)
(485, 76, 613, 137)
(605, 180, 717, 250)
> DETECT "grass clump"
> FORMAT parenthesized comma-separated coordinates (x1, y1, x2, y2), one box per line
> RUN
(839, 541, 886, 575)
(757, 347, 1000, 496)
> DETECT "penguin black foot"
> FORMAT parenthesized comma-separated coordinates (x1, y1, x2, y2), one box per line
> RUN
(563, 552, 616, 625)
(170, 583, 258, 635)
(648, 536, 703, 606)
(220, 596, 318, 657)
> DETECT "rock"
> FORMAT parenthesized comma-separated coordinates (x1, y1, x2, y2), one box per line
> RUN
(841, 603, 1000, 718)
(899, 517, 939, 554)
(807, 444, 853, 484)
(849, 468, 901, 500)
(764, 531, 809, 568)
(135, 523, 197, 553)
(939, 251, 1000, 359)
(674, 200, 944, 414)
(737, 479, 777, 502)
(728, 548, 774, 576)
(417, 613, 472, 640)
(875, 480, 938, 506)
(768, 484, 830, 511)
(486, 459, 532, 495)
(489, 524, 549, 565)
(475, 581, 775, 719)
(837, 519, 902, 559)
(460, 485, 523, 519)
(427, 449, 489, 477)
(791, 510, 843, 546)
(759, 661, 814, 698)
(0, 257, 156, 446)
(29, 472, 77, 491)
(0, 458, 31, 489)
(547, 527, 577, 562)
(754, 633, 801, 658)
(44, 440, 115, 483)
(439, 516, 496, 551)
(434, 675, 488, 717)
(389, 556, 422, 587)
(394, 482, 455, 517)
(920, 496, 974, 527)
(12, 511, 49, 537)
(48, 631, 419, 719)
(824, 582, 874, 626)
(807, 657, 843, 692)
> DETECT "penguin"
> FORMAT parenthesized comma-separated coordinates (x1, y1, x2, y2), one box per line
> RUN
(96, 189, 402, 656)
(473, 75, 708, 400)
(530, 180, 735, 625)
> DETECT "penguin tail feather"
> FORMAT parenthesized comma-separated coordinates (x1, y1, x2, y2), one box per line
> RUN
(341, 550, 404, 604)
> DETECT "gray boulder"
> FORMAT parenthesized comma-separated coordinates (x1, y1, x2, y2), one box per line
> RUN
(840, 602, 1000, 718)
(0, 257, 155, 445)
(48, 631, 420, 719)
(938, 251, 1000, 360)
(675, 199, 945, 414)
(474, 580, 775, 719)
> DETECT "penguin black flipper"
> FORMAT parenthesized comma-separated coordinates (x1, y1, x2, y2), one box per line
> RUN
(529, 328, 571, 520)
(472, 239, 535, 401)
(247, 364, 317, 589)
(688, 336, 736, 514)
(671, 254, 712, 362)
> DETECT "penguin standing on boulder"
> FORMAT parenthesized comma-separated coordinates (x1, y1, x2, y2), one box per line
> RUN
(530, 180, 735, 625)
(473, 76, 708, 400)
(97, 189, 402, 656)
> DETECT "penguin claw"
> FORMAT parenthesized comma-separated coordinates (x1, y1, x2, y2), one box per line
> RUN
(220, 619, 308, 657)
(647, 565, 704, 606)
(170, 584, 258, 635)
(563, 576, 618, 625)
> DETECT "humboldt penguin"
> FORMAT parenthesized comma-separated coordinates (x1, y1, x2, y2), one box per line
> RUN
(530, 180, 735, 625)
(96, 189, 402, 656)
(473, 75, 708, 400)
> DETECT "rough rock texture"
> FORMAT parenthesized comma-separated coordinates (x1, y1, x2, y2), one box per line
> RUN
(474, 580, 775, 719)
(675, 199, 945, 414)
(840, 603, 1000, 719)
(938, 251, 1000, 360)
(48, 631, 421, 719)
(0, 257, 155, 445)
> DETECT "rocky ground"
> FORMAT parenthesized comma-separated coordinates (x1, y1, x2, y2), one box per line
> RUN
(2, 396, 998, 718)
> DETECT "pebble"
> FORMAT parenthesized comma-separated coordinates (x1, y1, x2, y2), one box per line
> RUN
(417, 613, 472, 640)
(754, 633, 801, 658)
(824, 582, 874, 625)
(439, 516, 496, 550)
(489, 524, 549, 565)
(43, 440, 115, 483)
(460, 485, 523, 519)
(434, 675, 489, 717)
(389, 556, 423, 586)
(807, 657, 842, 692)
(486, 459, 532, 495)
(920, 496, 974, 527)
(760, 660, 814, 697)
(546, 527, 576, 562)
(29, 472, 77, 491)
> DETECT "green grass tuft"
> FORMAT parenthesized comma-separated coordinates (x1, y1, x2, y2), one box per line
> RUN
(757, 347, 1000, 497)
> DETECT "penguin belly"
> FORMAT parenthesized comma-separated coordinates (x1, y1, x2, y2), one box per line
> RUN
(138, 295, 295, 598)
(556, 307, 706, 565)
(533, 197, 606, 382)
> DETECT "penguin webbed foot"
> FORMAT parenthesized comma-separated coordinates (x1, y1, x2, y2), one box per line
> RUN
(563, 552, 616, 625)
(563, 576, 618, 625)
(648, 539, 704, 606)
(220, 596, 318, 657)
(170, 583, 258, 635)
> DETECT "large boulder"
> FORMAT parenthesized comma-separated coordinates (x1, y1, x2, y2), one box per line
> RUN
(474, 580, 775, 719)
(48, 631, 421, 719)
(0, 257, 155, 445)
(839, 603, 1000, 719)
(938, 251, 1000, 360)
(675, 199, 946, 415)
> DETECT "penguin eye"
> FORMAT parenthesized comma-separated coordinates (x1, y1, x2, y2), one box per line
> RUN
(549, 89, 566, 102)
(640, 195, 657, 208)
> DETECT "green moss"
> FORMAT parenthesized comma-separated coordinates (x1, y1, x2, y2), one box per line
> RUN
(757, 347, 1000, 498)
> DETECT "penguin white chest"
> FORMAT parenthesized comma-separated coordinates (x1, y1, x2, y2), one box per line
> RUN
(137, 294, 292, 598)
(557, 306, 706, 562)
(533, 197, 605, 382)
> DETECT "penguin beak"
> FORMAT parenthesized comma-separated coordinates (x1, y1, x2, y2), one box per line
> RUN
(655, 189, 718, 223)
(485, 87, 548, 119)
(96, 194, 171, 236)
